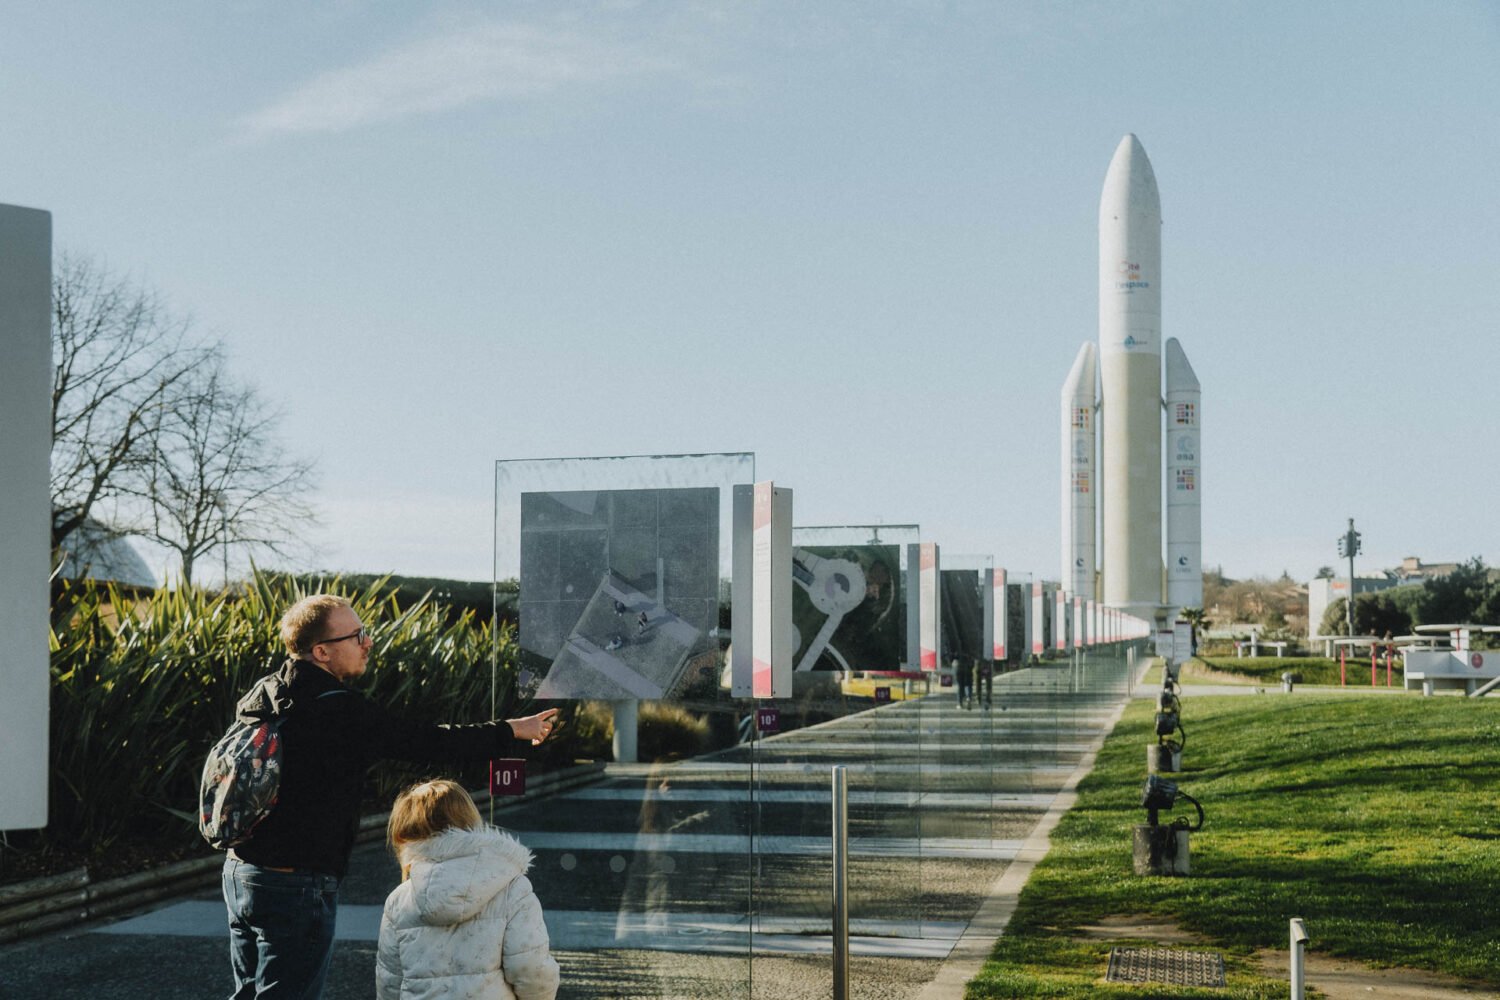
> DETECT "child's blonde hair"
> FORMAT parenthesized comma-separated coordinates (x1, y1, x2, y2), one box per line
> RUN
(387, 779, 483, 852)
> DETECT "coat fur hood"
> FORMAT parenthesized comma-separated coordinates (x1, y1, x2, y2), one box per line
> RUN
(398, 825, 534, 927)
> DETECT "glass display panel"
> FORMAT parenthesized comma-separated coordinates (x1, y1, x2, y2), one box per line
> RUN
(494, 454, 754, 997)
(493, 468, 1148, 997)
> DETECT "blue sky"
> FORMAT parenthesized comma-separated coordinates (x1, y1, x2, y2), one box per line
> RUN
(5, 1, 1498, 586)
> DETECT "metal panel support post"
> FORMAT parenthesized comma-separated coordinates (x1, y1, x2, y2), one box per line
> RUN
(832, 765, 849, 1000)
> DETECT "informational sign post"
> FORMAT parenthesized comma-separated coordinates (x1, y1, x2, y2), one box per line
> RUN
(1155, 629, 1175, 663)
(1174, 618, 1194, 663)
(992, 568, 1008, 662)
(0, 204, 52, 831)
(917, 543, 940, 671)
(1031, 583, 1045, 656)
(1054, 590, 1068, 652)
(732, 481, 793, 698)
(980, 568, 995, 665)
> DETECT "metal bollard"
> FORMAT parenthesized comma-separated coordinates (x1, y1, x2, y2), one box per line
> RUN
(832, 766, 849, 1000)
(1290, 917, 1309, 999)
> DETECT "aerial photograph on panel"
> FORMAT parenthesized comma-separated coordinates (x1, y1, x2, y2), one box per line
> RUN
(519, 487, 719, 699)
(790, 544, 905, 672)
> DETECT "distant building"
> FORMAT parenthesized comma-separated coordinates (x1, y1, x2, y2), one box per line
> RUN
(1393, 556, 1461, 584)
(1307, 555, 1460, 637)
(1307, 576, 1395, 637)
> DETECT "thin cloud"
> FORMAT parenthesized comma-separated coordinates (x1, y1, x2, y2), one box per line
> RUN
(240, 21, 676, 138)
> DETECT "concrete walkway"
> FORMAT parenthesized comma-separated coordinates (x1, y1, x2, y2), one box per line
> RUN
(0, 660, 1140, 999)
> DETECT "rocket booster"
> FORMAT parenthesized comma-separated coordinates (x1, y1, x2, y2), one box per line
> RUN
(1098, 133, 1162, 617)
(1164, 338, 1202, 612)
(1060, 342, 1097, 598)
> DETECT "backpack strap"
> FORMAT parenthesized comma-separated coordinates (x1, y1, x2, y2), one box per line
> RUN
(295, 688, 351, 718)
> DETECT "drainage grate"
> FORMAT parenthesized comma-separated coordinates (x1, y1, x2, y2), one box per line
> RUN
(1106, 946, 1227, 987)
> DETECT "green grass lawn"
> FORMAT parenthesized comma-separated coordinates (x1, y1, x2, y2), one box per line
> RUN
(967, 693, 1500, 998)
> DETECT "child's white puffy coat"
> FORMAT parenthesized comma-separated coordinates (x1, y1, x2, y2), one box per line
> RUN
(376, 825, 559, 1000)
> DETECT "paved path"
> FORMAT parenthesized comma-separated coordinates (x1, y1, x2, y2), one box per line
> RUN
(0, 655, 1139, 999)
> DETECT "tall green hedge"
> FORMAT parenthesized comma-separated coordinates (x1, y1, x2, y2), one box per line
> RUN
(43, 573, 516, 856)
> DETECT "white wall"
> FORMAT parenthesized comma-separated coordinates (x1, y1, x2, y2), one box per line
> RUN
(0, 204, 51, 830)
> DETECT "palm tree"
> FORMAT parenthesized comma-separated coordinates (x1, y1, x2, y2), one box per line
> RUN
(1179, 607, 1211, 657)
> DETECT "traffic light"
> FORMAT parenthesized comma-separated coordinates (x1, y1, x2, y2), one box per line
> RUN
(1337, 524, 1362, 559)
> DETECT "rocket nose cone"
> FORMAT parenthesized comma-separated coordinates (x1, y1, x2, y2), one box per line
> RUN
(1101, 133, 1160, 216)
(1108, 134, 1154, 177)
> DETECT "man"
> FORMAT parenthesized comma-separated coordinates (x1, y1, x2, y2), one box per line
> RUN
(221, 594, 558, 999)
(953, 656, 974, 709)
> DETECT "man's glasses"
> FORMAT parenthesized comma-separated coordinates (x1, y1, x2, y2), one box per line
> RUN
(317, 626, 369, 648)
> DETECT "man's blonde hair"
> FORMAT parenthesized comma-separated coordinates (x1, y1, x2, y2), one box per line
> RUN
(279, 594, 353, 656)
(387, 779, 483, 851)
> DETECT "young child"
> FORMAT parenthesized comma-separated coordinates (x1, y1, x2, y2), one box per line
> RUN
(376, 779, 559, 1000)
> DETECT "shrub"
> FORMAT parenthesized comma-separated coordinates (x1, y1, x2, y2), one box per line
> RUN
(37, 572, 516, 861)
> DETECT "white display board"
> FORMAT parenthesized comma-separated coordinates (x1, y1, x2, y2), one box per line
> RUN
(1054, 589, 1068, 652)
(1031, 582, 1045, 655)
(915, 542, 940, 671)
(0, 204, 52, 830)
(732, 481, 792, 698)
(991, 567, 1007, 661)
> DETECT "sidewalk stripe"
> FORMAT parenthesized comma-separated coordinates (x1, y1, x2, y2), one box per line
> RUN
(744, 741, 1094, 754)
(512, 832, 1022, 859)
(94, 902, 965, 958)
(563, 788, 1056, 809)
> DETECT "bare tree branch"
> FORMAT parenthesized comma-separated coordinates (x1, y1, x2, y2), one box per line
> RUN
(50, 253, 207, 552)
(50, 252, 318, 585)
(133, 358, 318, 585)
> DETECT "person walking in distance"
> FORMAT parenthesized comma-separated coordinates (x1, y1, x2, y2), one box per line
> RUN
(219, 594, 558, 999)
(377, 779, 559, 1000)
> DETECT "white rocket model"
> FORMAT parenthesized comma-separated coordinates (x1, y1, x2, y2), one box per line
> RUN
(1164, 337, 1202, 613)
(1060, 343, 1097, 598)
(1059, 134, 1204, 626)
(1099, 133, 1162, 620)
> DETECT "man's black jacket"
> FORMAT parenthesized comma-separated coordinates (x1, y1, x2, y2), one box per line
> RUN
(227, 659, 520, 877)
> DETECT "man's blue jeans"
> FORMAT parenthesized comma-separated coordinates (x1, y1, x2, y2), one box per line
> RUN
(223, 856, 340, 999)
